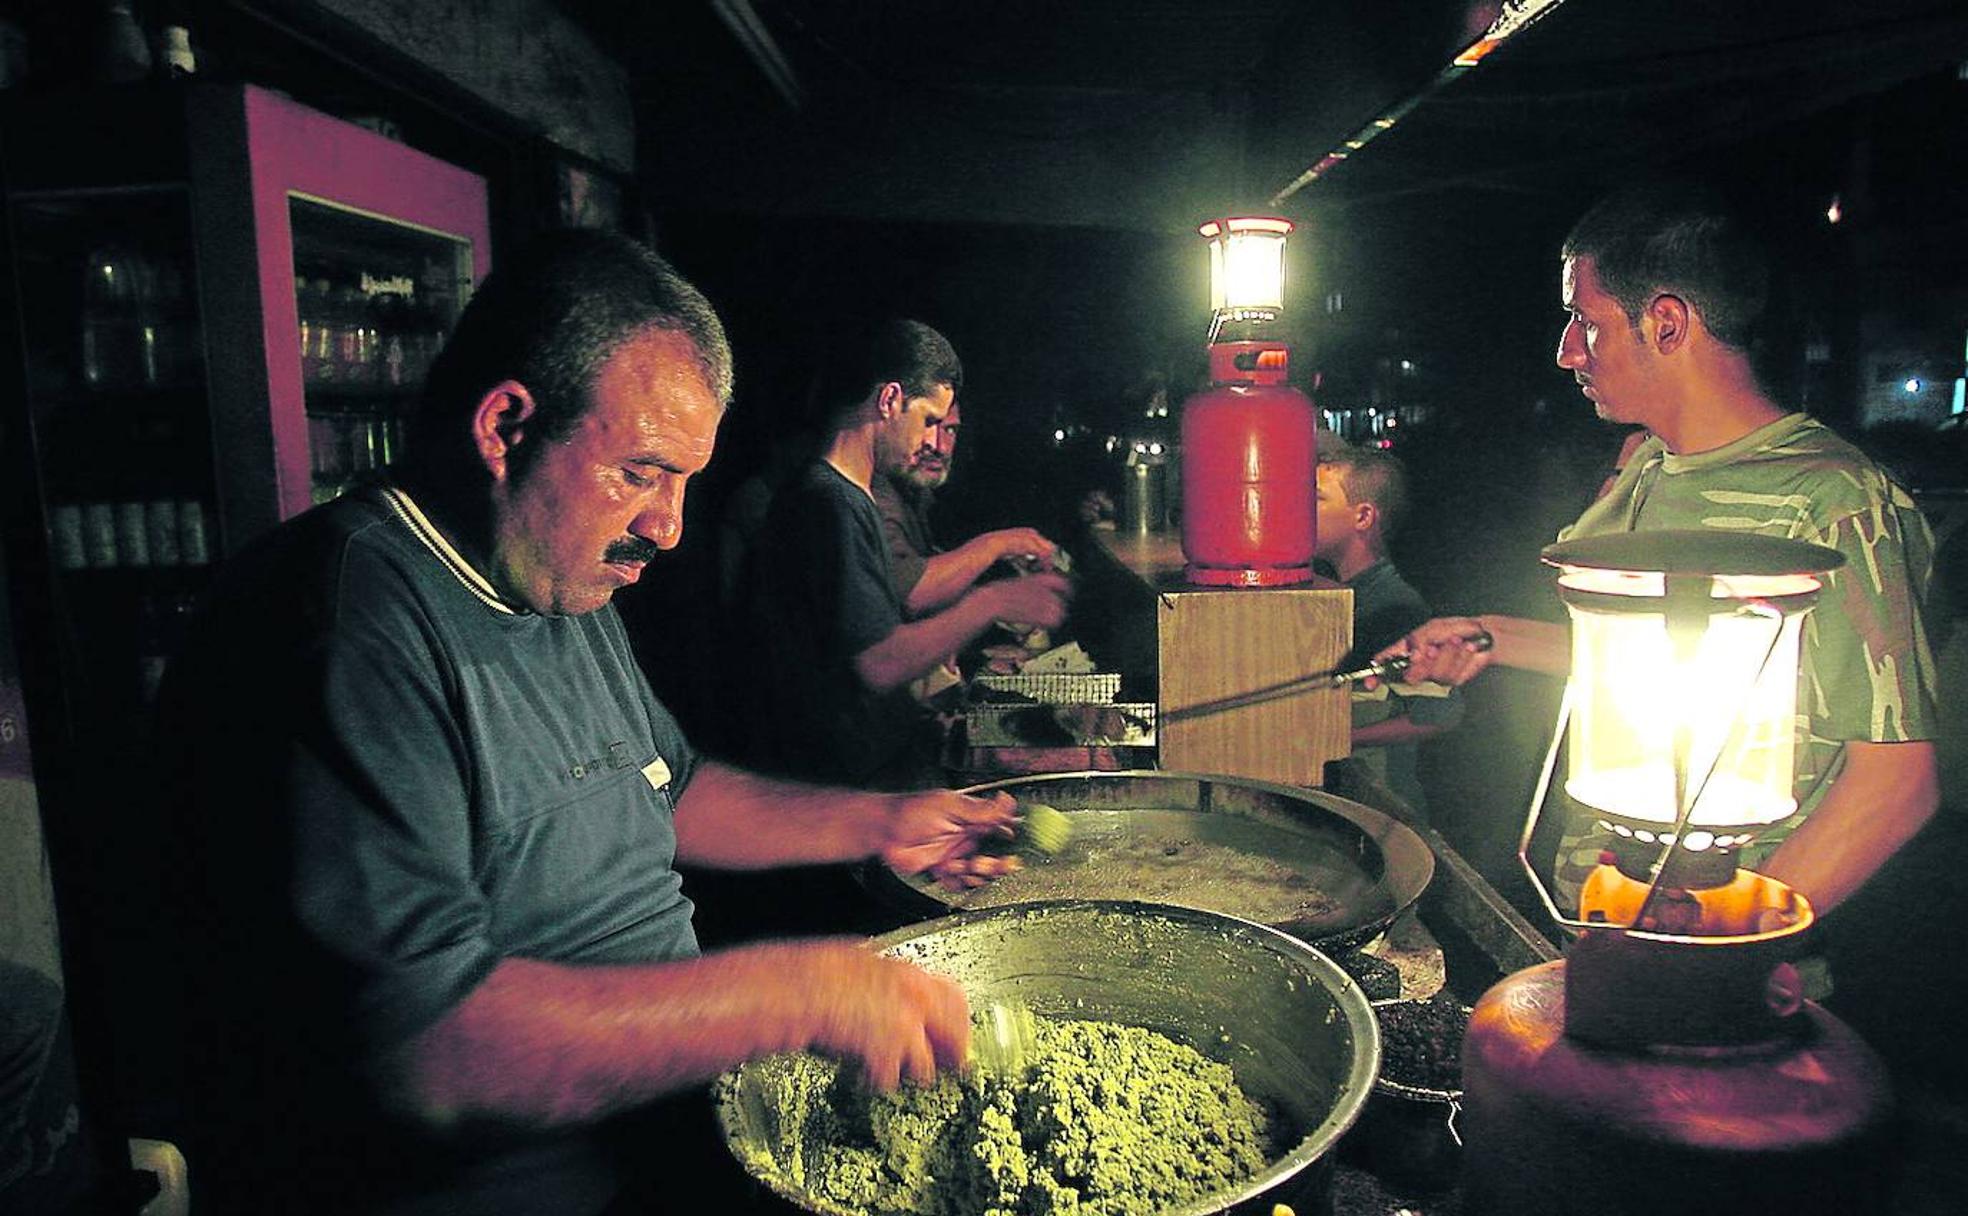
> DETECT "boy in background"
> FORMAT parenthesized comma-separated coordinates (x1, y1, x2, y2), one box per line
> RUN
(1315, 446, 1462, 817)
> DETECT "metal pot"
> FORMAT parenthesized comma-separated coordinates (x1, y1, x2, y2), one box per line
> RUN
(1339, 998, 1472, 1196)
(716, 900, 1382, 1215)
(866, 771, 1435, 951)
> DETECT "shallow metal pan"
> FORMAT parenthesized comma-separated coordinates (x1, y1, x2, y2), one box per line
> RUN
(868, 770, 1435, 951)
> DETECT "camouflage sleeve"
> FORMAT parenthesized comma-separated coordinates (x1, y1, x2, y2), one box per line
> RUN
(1801, 486, 1939, 744)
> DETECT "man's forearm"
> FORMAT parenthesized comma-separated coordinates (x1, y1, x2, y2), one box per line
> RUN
(1352, 716, 1452, 749)
(906, 542, 1001, 616)
(395, 935, 970, 1130)
(1758, 740, 1938, 914)
(854, 596, 999, 693)
(1470, 615, 1570, 676)
(672, 762, 889, 870)
(394, 951, 816, 1130)
(1378, 614, 1570, 685)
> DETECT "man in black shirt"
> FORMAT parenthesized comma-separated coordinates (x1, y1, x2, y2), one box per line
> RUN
(743, 319, 1071, 790)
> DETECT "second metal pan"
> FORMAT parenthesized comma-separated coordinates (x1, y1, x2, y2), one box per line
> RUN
(868, 770, 1435, 951)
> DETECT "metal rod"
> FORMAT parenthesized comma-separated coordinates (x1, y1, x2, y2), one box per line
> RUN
(1158, 630, 1491, 725)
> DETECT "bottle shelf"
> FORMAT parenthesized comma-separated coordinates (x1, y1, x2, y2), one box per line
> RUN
(300, 383, 418, 411)
(44, 498, 216, 573)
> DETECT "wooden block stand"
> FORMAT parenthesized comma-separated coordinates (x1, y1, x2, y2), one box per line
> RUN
(1087, 529, 1353, 787)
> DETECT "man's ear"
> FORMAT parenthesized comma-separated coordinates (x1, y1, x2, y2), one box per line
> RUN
(1646, 293, 1691, 355)
(874, 381, 906, 420)
(470, 380, 538, 482)
(1355, 500, 1380, 536)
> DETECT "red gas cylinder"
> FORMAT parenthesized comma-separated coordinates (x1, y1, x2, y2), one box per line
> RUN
(1179, 340, 1317, 586)
(1460, 898, 1896, 1216)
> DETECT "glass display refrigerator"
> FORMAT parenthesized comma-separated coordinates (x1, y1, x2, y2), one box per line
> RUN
(0, 80, 492, 1181)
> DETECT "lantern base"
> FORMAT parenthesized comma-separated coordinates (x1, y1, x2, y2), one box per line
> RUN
(1569, 867, 1815, 1047)
(1184, 563, 1313, 588)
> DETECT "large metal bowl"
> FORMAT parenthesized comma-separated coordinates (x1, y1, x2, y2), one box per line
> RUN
(868, 771, 1435, 951)
(715, 900, 1382, 1215)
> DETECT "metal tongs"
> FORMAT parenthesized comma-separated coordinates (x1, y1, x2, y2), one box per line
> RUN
(1325, 629, 1493, 688)
(1159, 628, 1494, 724)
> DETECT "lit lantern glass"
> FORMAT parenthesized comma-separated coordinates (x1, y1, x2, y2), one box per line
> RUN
(1540, 533, 1843, 867)
(1199, 217, 1292, 315)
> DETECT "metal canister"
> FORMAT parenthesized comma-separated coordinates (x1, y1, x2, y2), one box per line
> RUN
(83, 502, 118, 568)
(1179, 340, 1317, 586)
(1120, 458, 1166, 533)
(177, 500, 210, 565)
(116, 502, 150, 567)
(145, 500, 181, 567)
(49, 505, 87, 571)
(1460, 926, 1894, 1214)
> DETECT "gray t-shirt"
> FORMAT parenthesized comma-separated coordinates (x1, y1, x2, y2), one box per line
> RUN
(165, 482, 700, 1214)
(870, 473, 937, 603)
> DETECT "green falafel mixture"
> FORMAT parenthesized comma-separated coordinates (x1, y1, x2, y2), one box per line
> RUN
(723, 1018, 1276, 1216)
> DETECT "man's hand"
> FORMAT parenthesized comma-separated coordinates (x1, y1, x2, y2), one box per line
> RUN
(802, 943, 973, 1090)
(1372, 614, 1568, 684)
(1372, 617, 1497, 687)
(911, 529, 1063, 618)
(980, 572, 1072, 632)
(972, 527, 1057, 571)
(880, 789, 1022, 890)
(1077, 489, 1115, 525)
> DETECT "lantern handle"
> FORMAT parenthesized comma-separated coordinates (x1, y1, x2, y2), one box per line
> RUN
(1518, 677, 1577, 929)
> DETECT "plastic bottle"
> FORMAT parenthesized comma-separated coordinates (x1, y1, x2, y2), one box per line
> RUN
(81, 244, 139, 389)
(158, 23, 197, 79)
(300, 277, 339, 383)
(376, 292, 409, 389)
(333, 282, 375, 386)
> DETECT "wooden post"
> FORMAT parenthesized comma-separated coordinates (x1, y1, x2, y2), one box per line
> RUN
(1156, 582, 1352, 785)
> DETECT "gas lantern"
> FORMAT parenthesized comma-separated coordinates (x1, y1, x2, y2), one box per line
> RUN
(1178, 217, 1318, 586)
(1459, 530, 1895, 1215)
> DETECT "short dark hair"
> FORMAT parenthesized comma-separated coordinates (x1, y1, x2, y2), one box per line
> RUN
(1327, 449, 1410, 540)
(409, 229, 732, 472)
(1562, 179, 1778, 363)
(813, 317, 962, 430)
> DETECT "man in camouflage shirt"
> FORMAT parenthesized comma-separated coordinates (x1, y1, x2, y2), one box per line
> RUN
(1382, 179, 1939, 915)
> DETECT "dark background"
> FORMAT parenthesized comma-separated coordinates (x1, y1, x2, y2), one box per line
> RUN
(586, 2, 1968, 1139)
(3, 1, 1966, 1209)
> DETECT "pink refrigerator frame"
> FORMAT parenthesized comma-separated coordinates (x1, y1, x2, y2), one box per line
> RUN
(239, 85, 493, 522)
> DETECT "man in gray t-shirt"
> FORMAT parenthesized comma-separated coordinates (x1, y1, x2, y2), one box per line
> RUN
(163, 235, 1029, 1216)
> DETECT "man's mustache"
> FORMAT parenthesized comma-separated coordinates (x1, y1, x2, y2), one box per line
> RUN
(604, 536, 661, 564)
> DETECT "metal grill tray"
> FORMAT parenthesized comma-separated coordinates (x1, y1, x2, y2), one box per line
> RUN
(965, 701, 1156, 747)
(972, 671, 1122, 704)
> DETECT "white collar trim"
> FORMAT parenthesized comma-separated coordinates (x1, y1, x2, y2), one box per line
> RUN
(376, 483, 523, 615)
